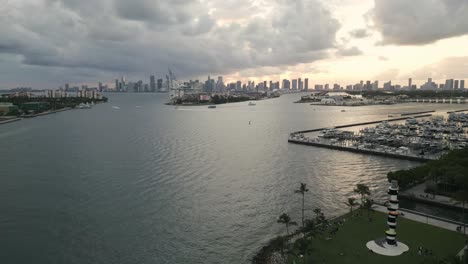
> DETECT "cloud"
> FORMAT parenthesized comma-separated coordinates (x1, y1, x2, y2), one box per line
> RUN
(370, 0, 468, 45)
(373, 68, 400, 81)
(407, 57, 468, 80)
(336, 46, 362, 56)
(349, 28, 371, 38)
(0, 0, 340, 88)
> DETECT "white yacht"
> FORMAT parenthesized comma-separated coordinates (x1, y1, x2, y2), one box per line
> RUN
(76, 102, 92, 109)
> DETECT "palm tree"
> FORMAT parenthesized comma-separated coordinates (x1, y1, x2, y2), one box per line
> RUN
(344, 197, 358, 214)
(354, 183, 371, 207)
(295, 183, 309, 227)
(300, 219, 318, 239)
(312, 208, 322, 222)
(269, 236, 287, 257)
(362, 198, 374, 218)
(277, 213, 297, 235)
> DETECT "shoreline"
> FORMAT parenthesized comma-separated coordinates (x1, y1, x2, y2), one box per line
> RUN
(0, 118, 22, 125)
(22, 107, 72, 118)
(167, 97, 275, 106)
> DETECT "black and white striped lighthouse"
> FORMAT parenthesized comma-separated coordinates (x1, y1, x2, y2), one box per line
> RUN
(385, 180, 399, 245)
(366, 180, 408, 255)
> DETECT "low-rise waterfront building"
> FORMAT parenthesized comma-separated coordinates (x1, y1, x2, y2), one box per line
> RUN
(0, 103, 19, 115)
(20, 102, 49, 112)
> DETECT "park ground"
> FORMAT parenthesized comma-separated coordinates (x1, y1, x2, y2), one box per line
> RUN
(289, 209, 465, 264)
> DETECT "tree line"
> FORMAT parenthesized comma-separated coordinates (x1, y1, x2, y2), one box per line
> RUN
(252, 182, 373, 264)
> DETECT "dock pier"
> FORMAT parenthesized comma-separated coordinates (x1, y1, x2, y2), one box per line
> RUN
(288, 114, 449, 162)
(288, 139, 432, 162)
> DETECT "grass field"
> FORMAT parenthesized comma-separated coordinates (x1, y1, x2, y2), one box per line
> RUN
(289, 209, 466, 264)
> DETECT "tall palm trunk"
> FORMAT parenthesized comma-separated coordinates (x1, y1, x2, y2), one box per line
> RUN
(302, 193, 305, 228)
(286, 223, 289, 235)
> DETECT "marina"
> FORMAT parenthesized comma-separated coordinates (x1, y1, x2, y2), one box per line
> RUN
(289, 112, 468, 162)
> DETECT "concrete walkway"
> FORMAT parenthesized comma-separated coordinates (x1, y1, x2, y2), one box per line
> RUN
(401, 183, 467, 210)
(373, 204, 465, 234)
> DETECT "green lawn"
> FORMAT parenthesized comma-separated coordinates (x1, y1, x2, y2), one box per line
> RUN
(289, 209, 465, 264)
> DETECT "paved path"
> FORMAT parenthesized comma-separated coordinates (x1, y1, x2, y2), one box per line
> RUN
(373, 204, 464, 234)
(375, 204, 468, 259)
(401, 183, 467, 210)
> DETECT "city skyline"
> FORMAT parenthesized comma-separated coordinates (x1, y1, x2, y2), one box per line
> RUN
(1, 0, 468, 89)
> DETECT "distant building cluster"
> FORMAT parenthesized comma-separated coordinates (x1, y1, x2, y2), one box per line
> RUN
(4, 74, 466, 97)
(180, 76, 467, 93)
(326, 78, 466, 92)
(180, 76, 310, 93)
(45, 88, 102, 99)
(114, 76, 166, 93)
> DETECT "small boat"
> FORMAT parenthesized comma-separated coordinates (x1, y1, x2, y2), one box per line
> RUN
(248, 102, 256, 106)
(341, 109, 346, 112)
(208, 105, 216, 109)
(76, 102, 92, 109)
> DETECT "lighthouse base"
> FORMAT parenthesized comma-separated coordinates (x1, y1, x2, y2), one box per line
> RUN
(366, 238, 409, 256)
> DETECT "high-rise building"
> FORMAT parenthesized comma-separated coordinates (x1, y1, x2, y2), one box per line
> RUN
(292, 79, 298, 90)
(373, 81, 379, 90)
(157, 79, 163, 91)
(421, 78, 437, 90)
(383, 81, 391, 90)
(461, 80, 465, 90)
(115, 79, 119, 91)
(455, 80, 459, 89)
(408, 78, 412, 90)
(445, 79, 454, 90)
(150, 75, 156, 92)
(304, 78, 309, 91)
(298, 78, 303, 90)
(216, 76, 225, 91)
(236, 81, 242, 91)
(282, 79, 290, 90)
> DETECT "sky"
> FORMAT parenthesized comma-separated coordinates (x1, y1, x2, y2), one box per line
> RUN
(1, 0, 468, 89)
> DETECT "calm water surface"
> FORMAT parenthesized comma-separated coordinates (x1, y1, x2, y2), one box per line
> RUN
(0, 93, 465, 263)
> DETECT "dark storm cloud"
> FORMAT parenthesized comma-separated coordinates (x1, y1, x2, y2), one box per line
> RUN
(370, 0, 468, 45)
(0, 0, 340, 87)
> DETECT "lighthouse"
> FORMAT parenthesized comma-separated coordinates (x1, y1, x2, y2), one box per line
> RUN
(366, 180, 409, 256)
(386, 180, 399, 245)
